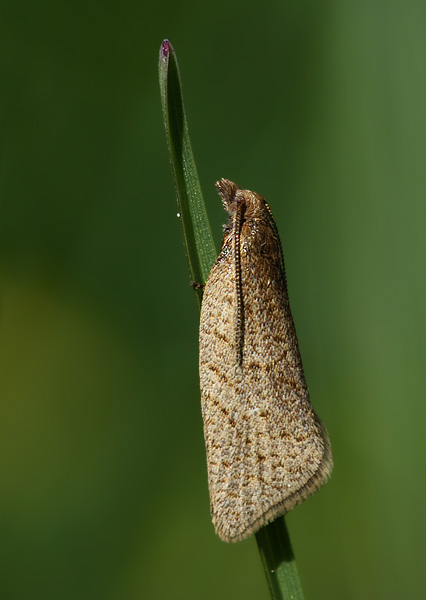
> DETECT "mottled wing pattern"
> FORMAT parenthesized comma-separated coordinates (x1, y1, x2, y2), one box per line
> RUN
(199, 180, 333, 542)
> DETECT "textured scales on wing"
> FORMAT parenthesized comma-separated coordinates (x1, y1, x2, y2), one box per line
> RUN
(199, 179, 333, 542)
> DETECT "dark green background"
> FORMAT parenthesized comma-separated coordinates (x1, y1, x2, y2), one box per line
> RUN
(1, 1, 425, 598)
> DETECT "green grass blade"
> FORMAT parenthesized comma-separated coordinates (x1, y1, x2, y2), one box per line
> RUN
(256, 518, 305, 600)
(159, 39, 305, 600)
(159, 39, 216, 303)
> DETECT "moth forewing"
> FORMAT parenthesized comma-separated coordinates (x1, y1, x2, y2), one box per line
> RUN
(199, 179, 333, 543)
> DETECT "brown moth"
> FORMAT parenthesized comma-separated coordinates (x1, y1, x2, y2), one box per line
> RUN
(199, 179, 333, 543)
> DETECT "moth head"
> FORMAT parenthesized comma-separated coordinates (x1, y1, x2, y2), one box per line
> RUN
(216, 178, 239, 210)
(216, 179, 265, 221)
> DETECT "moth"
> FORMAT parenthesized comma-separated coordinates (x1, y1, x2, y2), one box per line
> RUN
(199, 179, 333, 542)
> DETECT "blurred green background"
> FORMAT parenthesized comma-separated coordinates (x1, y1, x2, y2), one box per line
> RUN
(1, 1, 426, 598)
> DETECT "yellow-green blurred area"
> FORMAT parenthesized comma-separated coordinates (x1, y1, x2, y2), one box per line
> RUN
(1, 1, 425, 598)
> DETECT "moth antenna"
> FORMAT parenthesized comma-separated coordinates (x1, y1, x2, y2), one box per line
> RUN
(264, 201, 288, 289)
(232, 198, 245, 366)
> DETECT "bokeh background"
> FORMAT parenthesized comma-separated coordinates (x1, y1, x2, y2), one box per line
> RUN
(1, 1, 426, 598)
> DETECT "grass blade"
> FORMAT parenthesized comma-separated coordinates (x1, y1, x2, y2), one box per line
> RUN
(159, 38, 305, 600)
(159, 39, 216, 304)
(256, 518, 305, 600)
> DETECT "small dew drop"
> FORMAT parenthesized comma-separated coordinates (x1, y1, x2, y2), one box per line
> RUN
(177, 212, 181, 218)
